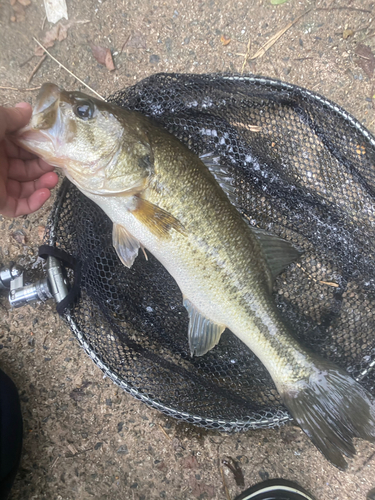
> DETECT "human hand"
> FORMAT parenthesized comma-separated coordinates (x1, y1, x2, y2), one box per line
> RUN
(0, 102, 58, 217)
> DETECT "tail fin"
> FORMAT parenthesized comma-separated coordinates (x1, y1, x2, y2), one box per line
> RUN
(281, 362, 375, 469)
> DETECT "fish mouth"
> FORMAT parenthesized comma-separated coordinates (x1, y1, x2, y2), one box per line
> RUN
(31, 82, 61, 127)
(14, 83, 66, 166)
(18, 82, 62, 136)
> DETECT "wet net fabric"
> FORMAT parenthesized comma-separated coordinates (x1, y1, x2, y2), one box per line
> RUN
(45, 73, 375, 430)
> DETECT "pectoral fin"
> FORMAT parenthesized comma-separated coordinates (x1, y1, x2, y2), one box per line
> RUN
(183, 298, 225, 357)
(113, 223, 140, 268)
(132, 197, 186, 239)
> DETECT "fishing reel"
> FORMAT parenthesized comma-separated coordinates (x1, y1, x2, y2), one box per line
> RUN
(0, 256, 68, 308)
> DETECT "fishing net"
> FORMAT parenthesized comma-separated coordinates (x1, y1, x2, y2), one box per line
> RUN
(43, 73, 375, 431)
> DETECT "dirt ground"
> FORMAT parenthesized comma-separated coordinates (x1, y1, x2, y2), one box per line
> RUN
(1, 0, 375, 499)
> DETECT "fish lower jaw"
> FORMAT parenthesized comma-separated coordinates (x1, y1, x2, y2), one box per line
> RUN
(13, 128, 60, 166)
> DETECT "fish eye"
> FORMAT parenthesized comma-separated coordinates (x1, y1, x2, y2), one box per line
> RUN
(73, 101, 95, 120)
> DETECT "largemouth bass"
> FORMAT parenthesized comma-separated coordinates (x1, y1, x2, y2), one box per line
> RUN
(14, 83, 375, 469)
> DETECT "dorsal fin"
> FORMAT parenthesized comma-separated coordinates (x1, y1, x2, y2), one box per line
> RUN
(200, 152, 238, 207)
(200, 151, 300, 280)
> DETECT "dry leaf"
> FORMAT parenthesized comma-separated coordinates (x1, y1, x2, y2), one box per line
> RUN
(43, 0, 68, 24)
(34, 20, 89, 56)
(104, 50, 115, 71)
(18, 0, 31, 6)
(91, 44, 107, 64)
(181, 455, 199, 469)
(355, 44, 375, 79)
(343, 29, 354, 39)
(91, 44, 115, 71)
(188, 476, 215, 499)
(220, 34, 231, 46)
(11, 2, 25, 22)
(124, 32, 147, 49)
(35, 22, 69, 56)
(11, 230, 26, 245)
(10, 0, 17, 6)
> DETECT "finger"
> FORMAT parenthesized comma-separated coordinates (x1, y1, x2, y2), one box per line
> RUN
(0, 188, 52, 218)
(18, 189, 52, 217)
(39, 171, 59, 188)
(4, 139, 40, 160)
(15, 102, 32, 111)
(7, 172, 59, 199)
(0, 104, 32, 137)
(8, 157, 56, 182)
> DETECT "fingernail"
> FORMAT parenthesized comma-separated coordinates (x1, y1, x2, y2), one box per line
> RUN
(15, 102, 32, 109)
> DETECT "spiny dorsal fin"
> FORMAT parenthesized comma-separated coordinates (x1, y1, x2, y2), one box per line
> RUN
(200, 152, 239, 207)
(183, 297, 226, 357)
(131, 197, 186, 239)
(251, 226, 301, 281)
(113, 223, 140, 268)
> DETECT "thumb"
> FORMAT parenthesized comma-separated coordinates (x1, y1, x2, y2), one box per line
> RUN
(0, 103, 32, 138)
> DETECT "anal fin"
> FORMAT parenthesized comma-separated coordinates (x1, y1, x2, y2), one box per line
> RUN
(113, 223, 140, 268)
(183, 297, 225, 357)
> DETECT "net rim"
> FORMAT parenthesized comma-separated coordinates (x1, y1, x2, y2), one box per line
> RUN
(46, 74, 375, 430)
(64, 311, 292, 431)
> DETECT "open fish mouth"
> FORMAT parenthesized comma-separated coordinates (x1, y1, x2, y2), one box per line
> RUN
(22, 82, 62, 132)
(13, 83, 66, 166)
(31, 83, 61, 124)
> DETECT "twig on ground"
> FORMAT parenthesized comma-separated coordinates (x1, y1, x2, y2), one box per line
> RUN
(66, 446, 94, 458)
(219, 466, 231, 500)
(240, 37, 251, 74)
(248, 8, 312, 61)
(0, 85, 41, 91)
(28, 54, 46, 83)
(354, 449, 375, 473)
(120, 33, 131, 53)
(158, 424, 172, 440)
(20, 55, 35, 67)
(51, 456, 60, 468)
(361, 32, 375, 42)
(32, 36, 105, 100)
(316, 7, 372, 14)
(296, 263, 339, 288)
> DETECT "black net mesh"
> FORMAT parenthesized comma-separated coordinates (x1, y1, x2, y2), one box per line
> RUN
(44, 73, 375, 430)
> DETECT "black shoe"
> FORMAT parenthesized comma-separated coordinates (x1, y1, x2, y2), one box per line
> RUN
(234, 479, 316, 500)
(0, 369, 23, 500)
